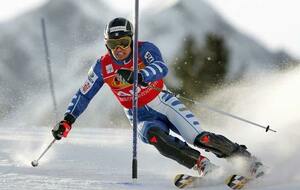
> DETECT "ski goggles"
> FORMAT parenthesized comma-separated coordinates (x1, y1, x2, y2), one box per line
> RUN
(105, 36, 132, 50)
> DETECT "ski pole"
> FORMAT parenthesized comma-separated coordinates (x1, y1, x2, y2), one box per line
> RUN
(147, 85, 276, 133)
(31, 138, 56, 167)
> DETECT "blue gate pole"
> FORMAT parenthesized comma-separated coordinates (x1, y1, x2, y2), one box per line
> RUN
(132, 0, 139, 182)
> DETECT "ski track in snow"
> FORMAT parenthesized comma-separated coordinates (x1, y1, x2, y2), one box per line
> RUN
(0, 126, 298, 190)
(1, 68, 300, 189)
(0, 127, 170, 190)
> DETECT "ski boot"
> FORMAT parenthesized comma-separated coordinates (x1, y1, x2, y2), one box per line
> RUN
(248, 157, 265, 178)
(193, 155, 218, 177)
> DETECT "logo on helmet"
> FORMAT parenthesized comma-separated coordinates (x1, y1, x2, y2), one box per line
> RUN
(109, 26, 128, 33)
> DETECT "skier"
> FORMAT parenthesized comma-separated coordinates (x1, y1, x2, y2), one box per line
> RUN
(52, 17, 259, 177)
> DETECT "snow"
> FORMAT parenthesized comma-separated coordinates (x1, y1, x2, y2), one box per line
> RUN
(1, 67, 300, 189)
(0, 127, 180, 190)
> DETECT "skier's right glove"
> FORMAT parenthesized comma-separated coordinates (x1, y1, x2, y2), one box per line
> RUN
(116, 69, 148, 87)
(52, 120, 72, 140)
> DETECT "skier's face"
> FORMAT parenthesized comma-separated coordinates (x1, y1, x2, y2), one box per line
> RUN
(111, 45, 132, 61)
(106, 36, 132, 61)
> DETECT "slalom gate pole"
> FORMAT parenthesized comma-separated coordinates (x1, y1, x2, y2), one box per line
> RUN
(132, 0, 140, 181)
(41, 18, 59, 121)
(147, 85, 276, 133)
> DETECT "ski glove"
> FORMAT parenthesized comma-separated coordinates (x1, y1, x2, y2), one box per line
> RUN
(116, 68, 148, 86)
(52, 120, 72, 140)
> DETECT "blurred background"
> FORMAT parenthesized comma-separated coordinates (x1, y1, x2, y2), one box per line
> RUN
(0, 0, 299, 130)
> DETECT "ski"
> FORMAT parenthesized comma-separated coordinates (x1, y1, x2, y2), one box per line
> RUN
(174, 170, 264, 189)
(174, 174, 196, 189)
(174, 158, 265, 189)
(225, 174, 251, 189)
(174, 174, 224, 189)
(225, 163, 265, 190)
(174, 173, 251, 189)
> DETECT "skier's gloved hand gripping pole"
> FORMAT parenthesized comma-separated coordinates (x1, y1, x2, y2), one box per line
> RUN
(51, 120, 72, 140)
(117, 68, 148, 87)
(51, 114, 75, 140)
(31, 116, 74, 167)
(146, 85, 277, 133)
(31, 120, 72, 167)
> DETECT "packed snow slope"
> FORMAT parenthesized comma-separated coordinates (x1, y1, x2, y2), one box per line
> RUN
(0, 67, 300, 189)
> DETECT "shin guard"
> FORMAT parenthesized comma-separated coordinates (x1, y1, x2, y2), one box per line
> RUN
(194, 132, 251, 158)
(147, 127, 200, 168)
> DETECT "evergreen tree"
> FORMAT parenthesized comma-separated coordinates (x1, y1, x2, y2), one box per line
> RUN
(172, 33, 229, 98)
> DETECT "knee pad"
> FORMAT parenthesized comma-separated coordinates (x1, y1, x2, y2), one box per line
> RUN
(147, 127, 200, 168)
(194, 132, 251, 158)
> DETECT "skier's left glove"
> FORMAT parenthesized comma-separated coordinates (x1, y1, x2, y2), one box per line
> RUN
(52, 120, 72, 140)
(116, 68, 148, 86)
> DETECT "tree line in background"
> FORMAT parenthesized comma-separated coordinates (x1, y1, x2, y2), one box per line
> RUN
(169, 33, 229, 99)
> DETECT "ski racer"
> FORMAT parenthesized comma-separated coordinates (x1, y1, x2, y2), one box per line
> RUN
(52, 17, 260, 176)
